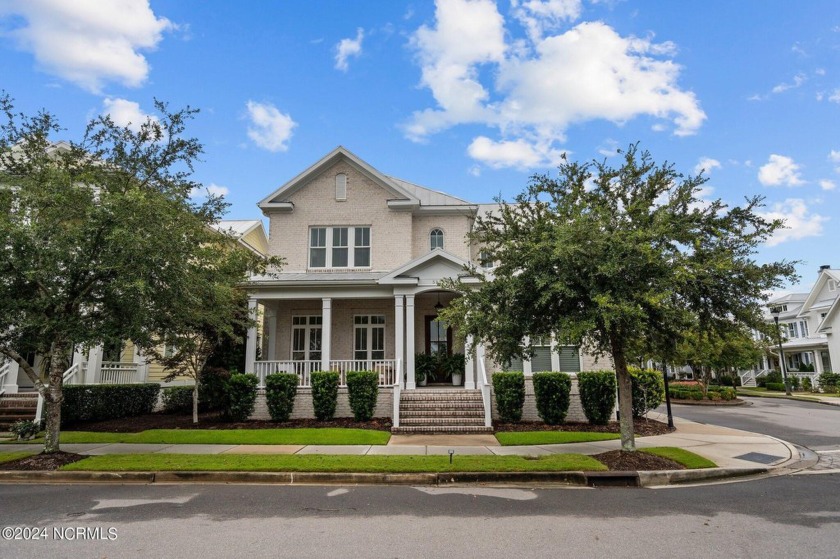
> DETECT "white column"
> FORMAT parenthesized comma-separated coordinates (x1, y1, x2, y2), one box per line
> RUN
(550, 334, 561, 371)
(321, 298, 332, 371)
(406, 294, 416, 389)
(464, 334, 476, 389)
(85, 345, 103, 384)
(245, 297, 258, 374)
(132, 344, 148, 383)
(522, 335, 532, 376)
(476, 342, 487, 385)
(814, 350, 823, 375)
(3, 360, 20, 393)
(266, 306, 278, 361)
(395, 295, 405, 388)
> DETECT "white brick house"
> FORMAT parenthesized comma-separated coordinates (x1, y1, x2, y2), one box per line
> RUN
(244, 147, 601, 430)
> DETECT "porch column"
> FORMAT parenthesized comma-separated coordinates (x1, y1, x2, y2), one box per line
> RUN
(133, 345, 148, 383)
(3, 360, 20, 394)
(550, 334, 561, 371)
(476, 342, 487, 385)
(522, 335, 532, 376)
(395, 295, 405, 388)
(245, 297, 258, 375)
(85, 345, 103, 384)
(464, 334, 476, 389)
(814, 350, 823, 375)
(266, 306, 277, 361)
(406, 295, 416, 389)
(321, 298, 332, 371)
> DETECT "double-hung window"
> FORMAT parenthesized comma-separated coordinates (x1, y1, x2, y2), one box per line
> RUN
(292, 316, 322, 362)
(310, 226, 371, 268)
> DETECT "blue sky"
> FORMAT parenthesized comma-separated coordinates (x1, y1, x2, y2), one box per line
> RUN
(1, 0, 838, 291)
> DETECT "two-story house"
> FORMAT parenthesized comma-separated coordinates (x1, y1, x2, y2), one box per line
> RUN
(244, 146, 602, 432)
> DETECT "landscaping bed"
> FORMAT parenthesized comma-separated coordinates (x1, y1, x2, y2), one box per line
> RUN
(594, 450, 683, 471)
(0, 451, 86, 471)
(63, 412, 392, 433)
(494, 418, 671, 436)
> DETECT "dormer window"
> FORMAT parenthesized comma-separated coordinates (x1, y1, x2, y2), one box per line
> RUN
(829, 279, 838, 292)
(430, 228, 444, 250)
(335, 174, 347, 201)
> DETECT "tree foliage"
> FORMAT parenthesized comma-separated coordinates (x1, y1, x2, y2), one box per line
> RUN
(440, 144, 796, 450)
(0, 93, 277, 450)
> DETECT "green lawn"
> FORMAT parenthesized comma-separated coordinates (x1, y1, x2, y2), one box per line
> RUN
(641, 447, 717, 469)
(0, 451, 36, 464)
(61, 453, 607, 473)
(20, 428, 392, 446)
(495, 431, 620, 446)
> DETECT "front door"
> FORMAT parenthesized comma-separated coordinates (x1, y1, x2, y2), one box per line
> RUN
(424, 315, 453, 383)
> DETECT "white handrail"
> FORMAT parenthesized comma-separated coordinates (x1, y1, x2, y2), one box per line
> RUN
(478, 358, 492, 427)
(62, 362, 81, 385)
(0, 360, 9, 397)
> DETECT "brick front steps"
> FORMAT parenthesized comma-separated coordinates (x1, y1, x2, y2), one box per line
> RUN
(392, 389, 493, 434)
(0, 393, 38, 430)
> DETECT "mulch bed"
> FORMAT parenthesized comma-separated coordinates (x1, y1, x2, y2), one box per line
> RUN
(593, 450, 684, 471)
(494, 418, 672, 436)
(64, 412, 392, 433)
(1, 452, 86, 471)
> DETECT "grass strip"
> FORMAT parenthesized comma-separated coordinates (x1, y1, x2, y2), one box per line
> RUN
(31, 428, 392, 446)
(62, 453, 607, 473)
(0, 451, 37, 464)
(641, 447, 717, 469)
(737, 388, 821, 402)
(495, 431, 620, 446)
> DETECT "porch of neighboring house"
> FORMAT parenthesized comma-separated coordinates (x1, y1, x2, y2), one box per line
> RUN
(741, 342, 832, 388)
(244, 290, 493, 431)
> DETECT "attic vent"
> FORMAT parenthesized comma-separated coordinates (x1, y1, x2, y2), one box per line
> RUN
(335, 173, 347, 201)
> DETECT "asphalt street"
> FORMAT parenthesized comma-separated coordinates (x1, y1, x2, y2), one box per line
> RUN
(661, 396, 840, 450)
(1, 475, 839, 558)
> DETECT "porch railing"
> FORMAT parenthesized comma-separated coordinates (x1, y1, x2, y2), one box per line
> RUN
(99, 362, 141, 384)
(252, 359, 400, 388)
(0, 360, 9, 396)
(478, 357, 492, 427)
(63, 362, 82, 385)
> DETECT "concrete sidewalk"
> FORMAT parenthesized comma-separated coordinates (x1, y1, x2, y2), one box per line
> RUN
(1, 415, 800, 471)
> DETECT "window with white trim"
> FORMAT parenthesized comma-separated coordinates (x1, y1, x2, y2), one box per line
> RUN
(335, 173, 347, 201)
(787, 322, 798, 339)
(291, 316, 322, 361)
(430, 228, 444, 250)
(801, 320, 809, 337)
(354, 315, 385, 361)
(829, 279, 838, 292)
(309, 226, 371, 268)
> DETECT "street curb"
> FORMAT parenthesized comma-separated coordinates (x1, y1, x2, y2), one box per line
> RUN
(0, 471, 154, 483)
(637, 467, 768, 487)
(737, 393, 840, 407)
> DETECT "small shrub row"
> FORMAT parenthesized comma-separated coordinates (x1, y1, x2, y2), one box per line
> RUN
(669, 386, 737, 401)
(532, 372, 572, 425)
(492, 372, 526, 422)
(577, 371, 616, 425)
(766, 382, 787, 392)
(62, 383, 160, 425)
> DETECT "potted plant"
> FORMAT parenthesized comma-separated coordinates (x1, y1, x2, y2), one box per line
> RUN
(447, 353, 466, 386)
(415, 353, 434, 386)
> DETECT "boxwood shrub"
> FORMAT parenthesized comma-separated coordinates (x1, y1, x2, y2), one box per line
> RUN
(629, 367, 665, 417)
(311, 371, 340, 421)
(346, 370, 379, 421)
(766, 382, 787, 392)
(492, 371, 525, 422)
(223, 373, 258, 422)
(531, 371, 571, 425)
(668, 386, 736, 401)
(62, 383, 160, 425)
(161, 386, 194, 413)
(264, 373, 299, 422)
(577, 370, 616, 425)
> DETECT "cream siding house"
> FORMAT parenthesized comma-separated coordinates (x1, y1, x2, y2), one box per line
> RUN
(244, 147, 600, 431)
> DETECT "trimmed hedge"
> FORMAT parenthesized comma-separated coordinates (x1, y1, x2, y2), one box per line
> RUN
(224, 373, 258, 422)
(492, 371, 525, 422)
(346, 370, 379, 421)
(578, 370, 616, 425)
(62, 383, 160, 425)
(669, 386, 736, 401)
(311, 371, 340, 421)
(161, 386, 194, 413)
(264, 373, 299, 422)
(766, 382, 787, 392)
(532, 372, 572, 425)
(629, 367, 665, 418)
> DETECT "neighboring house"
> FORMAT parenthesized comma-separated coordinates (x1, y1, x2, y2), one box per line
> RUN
(0, 220, 269, 395)
(244, 146, 605, 431)
(741, 265, 837, 387)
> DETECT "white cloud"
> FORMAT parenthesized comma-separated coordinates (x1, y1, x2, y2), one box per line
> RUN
(512, 0, 582, 42)
(758, 199, 827, 246)
(771, 73, 806, 94)
(819, 179, 836, 191)
(758, 154, 805, 187)
(245, 101, 297, 153)
(1, 0, 173, 93)
(334, 27, 364, 72)
(830, 89, 840, 103)
(406, 1, 705, 168)
(467, 136, 566, 169)
(190, 183, 229, 199)
(693, 157, 721, 176)
(101, 98, 156, 132)
(829, 150, 840, 163)
(597, 138, 619, 157)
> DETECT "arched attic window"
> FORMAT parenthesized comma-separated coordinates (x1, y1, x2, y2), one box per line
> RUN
(430, 228, 444, 250)
(335, 173, 347, 201)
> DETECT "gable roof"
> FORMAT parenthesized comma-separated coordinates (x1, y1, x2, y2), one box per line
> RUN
(378, 249, 478, 286)
(817, 297, 840, 334)
(798, 268, 840, 316)
(212, 219, 268, 256)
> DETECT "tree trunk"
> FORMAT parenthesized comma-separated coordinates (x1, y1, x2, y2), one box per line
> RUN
(43, 341, 71, 454)
(192, 381, 200, 424)
(609, 331, 636, 451)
